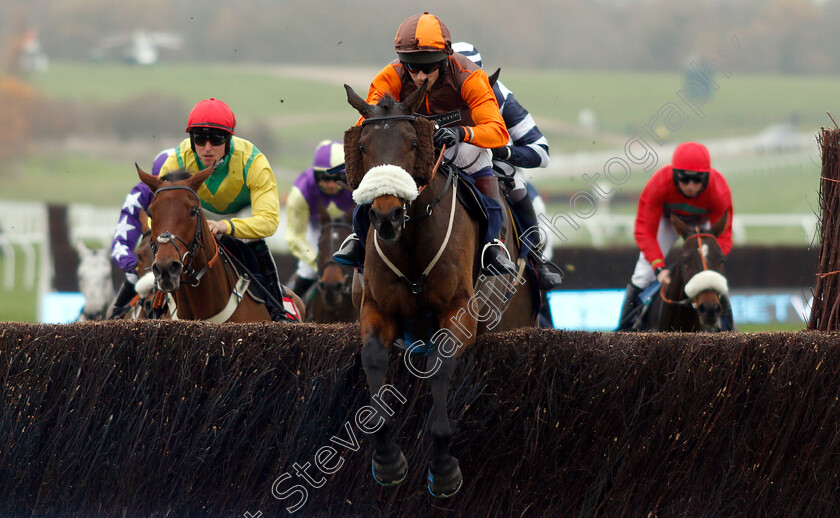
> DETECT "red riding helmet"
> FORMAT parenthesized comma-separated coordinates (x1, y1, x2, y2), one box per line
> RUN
(394, 12, 453, 64)
(672, 141, 711, 192)
(186, 98, 236, 134)
(672, 142, 711, 173)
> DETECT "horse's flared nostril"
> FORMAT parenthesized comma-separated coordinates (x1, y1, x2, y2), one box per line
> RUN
(168, 262, 183, 278)
(699, 301, 722, 315)
(370, 210, 382, 227)
(370, 206, 402, 241)
(390, 207, 405, 226)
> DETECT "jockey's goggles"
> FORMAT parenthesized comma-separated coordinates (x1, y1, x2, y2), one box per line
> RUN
(675, 170, 708, 185)
(190, 130, 229, 147)
(315, 163, 347, 184)
(402, 60, 445, 74)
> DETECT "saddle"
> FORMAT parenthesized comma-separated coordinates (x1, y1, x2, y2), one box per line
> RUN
(442, 165, 542, 322)
(448, 167, 538, 261)
(216, 237, 301, 322)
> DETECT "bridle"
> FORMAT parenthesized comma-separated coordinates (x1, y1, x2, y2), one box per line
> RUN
(317, 220, 354, 296)
(149, 184, 220, 287)
(660, 231, 721, 307)
(361, 113, 454, 295)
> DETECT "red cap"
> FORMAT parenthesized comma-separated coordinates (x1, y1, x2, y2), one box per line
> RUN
(186, 98, 236, 134)
(672, 142, 711, 172)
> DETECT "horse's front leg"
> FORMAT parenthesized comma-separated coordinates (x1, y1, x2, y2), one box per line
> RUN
(425, 296, 477, 498)
(359, 299, 406, 486)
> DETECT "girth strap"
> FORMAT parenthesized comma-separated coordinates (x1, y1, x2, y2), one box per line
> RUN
(170, 274, 251, 323)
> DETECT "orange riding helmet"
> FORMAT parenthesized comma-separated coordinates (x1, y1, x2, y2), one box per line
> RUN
(394, 12, 453, 64)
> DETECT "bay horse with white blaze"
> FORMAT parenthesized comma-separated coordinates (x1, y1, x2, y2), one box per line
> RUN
(641, 212, 732, 332)
(343, 81, 536, 497)
(138, 166, 304, 322)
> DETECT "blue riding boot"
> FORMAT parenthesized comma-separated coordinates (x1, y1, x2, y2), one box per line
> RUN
(473, 175, 517, 276)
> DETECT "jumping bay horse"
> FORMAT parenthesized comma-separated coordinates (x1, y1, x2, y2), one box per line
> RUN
(307, 204, 358, 323)
(642, 212, 731, 332)
(137, 166, 304, 322)
(343, 81, 536, 497)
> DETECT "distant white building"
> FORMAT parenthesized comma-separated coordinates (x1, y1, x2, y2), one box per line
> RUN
(19, 29, 48, 73)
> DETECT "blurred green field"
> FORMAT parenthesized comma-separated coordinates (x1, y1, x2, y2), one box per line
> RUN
(0, 248, 41, 322)
(1, 62, 834, 324)
(10, 62, 838, 205)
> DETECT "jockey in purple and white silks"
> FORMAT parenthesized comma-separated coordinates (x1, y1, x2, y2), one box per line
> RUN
(106, 148, 174, 318)
(284, 140, 354, 296)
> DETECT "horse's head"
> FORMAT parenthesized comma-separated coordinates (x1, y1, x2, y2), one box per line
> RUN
(137, 164, 214, 293)
(316, 205, 354, 307)
(671, 211, 729, 330)
(74, 241, 114, 320)
(343, 82, 436, 242)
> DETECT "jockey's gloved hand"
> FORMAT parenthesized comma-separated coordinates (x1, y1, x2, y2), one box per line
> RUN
(491, 145, 512, 161)
(433, 126, 465, 149)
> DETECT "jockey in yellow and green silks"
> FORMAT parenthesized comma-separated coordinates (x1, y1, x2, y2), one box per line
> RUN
(158, 98, 291, 321)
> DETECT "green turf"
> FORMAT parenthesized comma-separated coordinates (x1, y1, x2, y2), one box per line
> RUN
(0, 247, 41, 322)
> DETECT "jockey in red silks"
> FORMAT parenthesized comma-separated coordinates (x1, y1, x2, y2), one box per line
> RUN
(107, 147, 174, 319)
(284, 140, 354, 296)
(332, 12, 518, 277)
(617, 141, 735, 331)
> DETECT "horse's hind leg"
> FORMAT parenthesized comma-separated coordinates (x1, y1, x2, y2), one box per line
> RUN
(360, 304, 407, 486)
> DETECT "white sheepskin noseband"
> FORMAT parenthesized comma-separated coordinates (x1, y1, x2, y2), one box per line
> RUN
(684, 270, 729, 298)
(352, 165, 418, 205)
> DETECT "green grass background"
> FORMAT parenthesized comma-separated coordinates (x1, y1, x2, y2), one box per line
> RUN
(2, 62, 835, 326)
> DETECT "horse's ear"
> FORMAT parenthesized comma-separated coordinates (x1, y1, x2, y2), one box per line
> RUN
(137, 163, 162, 193)
(345, 84, 373, 118)
(73, 239, 91, 258)
(412, 117, 436, 185)
(188, 165, 215, 191)
(402, 79, 429, 115)
(344, 125, 364, 190)
(139, 211, 151, 233)
(711, 210, 729, 238)
(487, 68, 501, 87)
(670, 214, 690, 238)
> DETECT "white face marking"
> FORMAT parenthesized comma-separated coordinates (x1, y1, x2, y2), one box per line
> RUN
(701, 243, 709, 261)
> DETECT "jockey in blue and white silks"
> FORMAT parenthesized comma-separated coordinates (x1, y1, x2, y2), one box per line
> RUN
(450, 41, 561, 290)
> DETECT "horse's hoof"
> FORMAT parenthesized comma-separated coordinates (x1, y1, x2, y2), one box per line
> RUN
(372, 451, 408, 486)
(427, 458, 462, 498)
